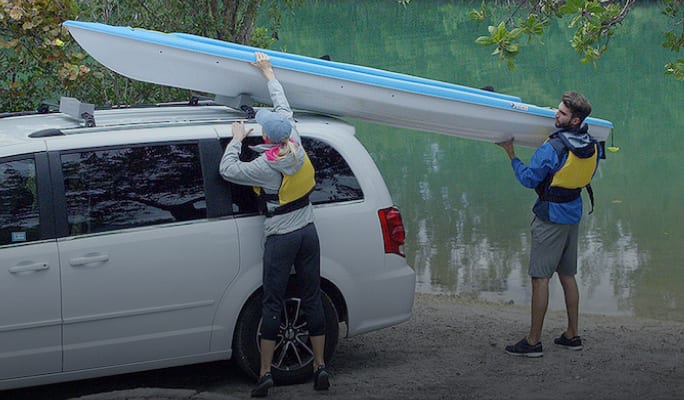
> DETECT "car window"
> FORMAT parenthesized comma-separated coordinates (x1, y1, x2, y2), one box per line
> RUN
(220, 136, 363, 215)
(0, 157, 40, 246)
(302, 137, 364, 204)
(61, 143, 206, 235)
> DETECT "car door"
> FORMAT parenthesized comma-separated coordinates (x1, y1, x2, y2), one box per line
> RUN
(52, 139, 240, 371)
(0, 153, 62, 380)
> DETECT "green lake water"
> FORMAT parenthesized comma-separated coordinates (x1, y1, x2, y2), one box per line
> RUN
(273, 1, 684, 322)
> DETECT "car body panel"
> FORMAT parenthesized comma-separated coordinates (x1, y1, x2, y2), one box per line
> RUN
(58, 220, 240, 370)
(0, 242, 62, 380)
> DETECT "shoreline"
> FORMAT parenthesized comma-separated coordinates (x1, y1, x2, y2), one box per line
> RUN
(415, 291, 683, 324)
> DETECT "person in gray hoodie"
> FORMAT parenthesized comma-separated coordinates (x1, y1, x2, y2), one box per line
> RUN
(219, 52, 330, 397)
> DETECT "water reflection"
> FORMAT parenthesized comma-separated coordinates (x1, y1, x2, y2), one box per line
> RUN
(276, 1, 684, 322)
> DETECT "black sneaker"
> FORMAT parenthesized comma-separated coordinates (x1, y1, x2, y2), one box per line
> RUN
(505, 337, 543, 358)
(251, 373, 274, 398)
(554, 333, 583, 350)
(313, 365, 331, 391)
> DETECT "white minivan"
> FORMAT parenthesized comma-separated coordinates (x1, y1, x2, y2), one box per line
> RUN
(0, 100, 415, 390)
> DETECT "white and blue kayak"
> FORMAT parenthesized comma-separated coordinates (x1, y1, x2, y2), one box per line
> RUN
(63, 20, 614, 148)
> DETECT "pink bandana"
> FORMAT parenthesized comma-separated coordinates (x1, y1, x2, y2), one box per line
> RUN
(264, 139, 297, 161)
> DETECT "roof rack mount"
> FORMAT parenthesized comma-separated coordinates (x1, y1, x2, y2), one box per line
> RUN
(214, 93, 256, 119)
(213, 94, 252, 109)
(60, 97, 96, 127)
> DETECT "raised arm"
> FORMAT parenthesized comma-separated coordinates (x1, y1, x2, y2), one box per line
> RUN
(251, 52, 300, 143)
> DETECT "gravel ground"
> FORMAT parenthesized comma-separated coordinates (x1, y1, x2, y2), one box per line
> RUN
(5, 293, 683, 400)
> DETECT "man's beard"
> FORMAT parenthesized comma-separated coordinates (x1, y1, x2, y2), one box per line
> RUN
(555, 119, 572, 129)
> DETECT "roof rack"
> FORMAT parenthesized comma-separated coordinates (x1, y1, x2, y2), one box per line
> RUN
(0, 102, 57, 119)
(2, 93, 257, 122)
(213, 93, 256, 119)
(17, 94, 263, 139)
(91, 93, 256, 118)
(60, 97, 96, 127)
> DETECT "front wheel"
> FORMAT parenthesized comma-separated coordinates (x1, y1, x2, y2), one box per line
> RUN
(233, 286, 339, 384)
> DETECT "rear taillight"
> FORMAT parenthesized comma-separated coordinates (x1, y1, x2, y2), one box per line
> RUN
(378, 206, 406, 257)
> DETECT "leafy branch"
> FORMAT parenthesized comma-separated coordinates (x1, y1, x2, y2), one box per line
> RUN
(0, 0, 90, 111)
(469, 0, 683, 81)
(663, 0, 684, 79)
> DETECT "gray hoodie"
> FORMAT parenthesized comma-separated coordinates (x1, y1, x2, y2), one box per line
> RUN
(219, 79, 314, 237)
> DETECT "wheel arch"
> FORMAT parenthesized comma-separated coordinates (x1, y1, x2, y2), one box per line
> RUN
(320, 277, 348, 330)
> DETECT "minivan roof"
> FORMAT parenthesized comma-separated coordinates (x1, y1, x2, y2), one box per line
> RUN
(0, 105, 348, 148)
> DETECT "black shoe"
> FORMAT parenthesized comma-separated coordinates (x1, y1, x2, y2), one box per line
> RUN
(554, 332, 583, 350)
(313, 365, 331, 391)
(251, 373, 274, 397)
(505, 337, 543, 358)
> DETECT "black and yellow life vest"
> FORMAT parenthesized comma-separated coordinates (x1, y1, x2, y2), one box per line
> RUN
(535, 131, 599, 213)
(255, 153, 316, 217)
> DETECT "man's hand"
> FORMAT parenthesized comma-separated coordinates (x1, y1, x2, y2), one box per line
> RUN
(231, 121, 253, 142)
(496, 139, 516, 160)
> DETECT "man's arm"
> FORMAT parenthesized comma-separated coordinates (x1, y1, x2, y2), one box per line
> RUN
(496, 139, 516, 160)
(496, 138, 560, 189)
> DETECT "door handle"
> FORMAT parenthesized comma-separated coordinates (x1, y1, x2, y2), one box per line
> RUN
(69, 253, 110, 267)
(9, 262, 49, 274)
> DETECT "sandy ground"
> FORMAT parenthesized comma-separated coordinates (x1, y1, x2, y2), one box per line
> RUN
(6, 293, 683, 400)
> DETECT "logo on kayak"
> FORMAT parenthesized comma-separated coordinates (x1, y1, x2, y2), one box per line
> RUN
(510, 102, 528, 112)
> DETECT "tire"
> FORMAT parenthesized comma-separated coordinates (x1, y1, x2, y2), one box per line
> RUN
(233, 284, 339, 385)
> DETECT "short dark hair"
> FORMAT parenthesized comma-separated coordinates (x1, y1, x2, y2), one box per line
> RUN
(562, 91, 592, 123)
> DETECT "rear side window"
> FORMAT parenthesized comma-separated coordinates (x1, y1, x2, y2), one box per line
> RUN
(0, 158, 40, 246)
(220, 136, 363, 214)
(302, 137, 364, 204)
(61, 143, 206, 235)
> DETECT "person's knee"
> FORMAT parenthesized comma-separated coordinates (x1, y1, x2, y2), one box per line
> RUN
(531, 277, 550, 288)
(303, 298, 326, 336)
(308, 319, 326, 337)
(558, 273, 577, 285)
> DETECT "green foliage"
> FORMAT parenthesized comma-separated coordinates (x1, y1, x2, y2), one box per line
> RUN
(475, 22, 523, 70)
(468, 0, 683, 81)
(665, 58, 684, 80)
(662, 0, 684, 80)
(0, 0, 89, 112)
(468, 1, 490, 22)
(1, 0, 303, 112)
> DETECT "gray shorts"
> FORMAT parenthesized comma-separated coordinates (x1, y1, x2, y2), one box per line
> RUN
(529, 217, 579, 278)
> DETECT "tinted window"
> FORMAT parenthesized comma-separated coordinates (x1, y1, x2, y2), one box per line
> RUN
(0, 158, 40, 246)
(302, 137, 364, 204)
(61, 143, 206, 235)
(220, 136, 363, 214)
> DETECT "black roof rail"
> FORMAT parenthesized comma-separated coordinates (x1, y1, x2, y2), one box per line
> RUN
(38, 102, 58, 113)
(0, 102, 59, 119)
(29, 128, 65, 138)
